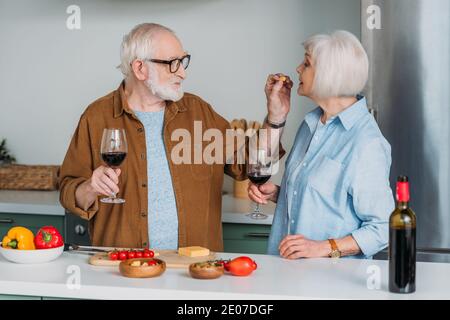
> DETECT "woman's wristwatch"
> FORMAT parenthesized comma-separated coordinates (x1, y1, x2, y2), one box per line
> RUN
(265, 116, 286, 129)
(328, 239, 342, 258)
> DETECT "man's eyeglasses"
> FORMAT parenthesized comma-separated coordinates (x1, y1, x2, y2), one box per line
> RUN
(147, 54, 191, 73)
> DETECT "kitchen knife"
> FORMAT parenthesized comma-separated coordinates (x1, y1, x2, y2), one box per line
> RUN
(64, 244, 143, 254)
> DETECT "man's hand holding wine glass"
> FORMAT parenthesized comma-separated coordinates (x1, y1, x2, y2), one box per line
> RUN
(75, 166, 121, 211)
(89, 166, 121, 197)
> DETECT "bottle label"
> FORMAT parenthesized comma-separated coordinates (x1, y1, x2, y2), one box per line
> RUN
(396, 182, 410, 202)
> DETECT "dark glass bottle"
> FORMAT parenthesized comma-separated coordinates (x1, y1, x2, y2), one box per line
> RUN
(389, 176, 416, 293)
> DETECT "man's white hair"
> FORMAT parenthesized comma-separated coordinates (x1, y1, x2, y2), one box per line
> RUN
(303, 30, 369, 99)
(119, 23, 176, 78)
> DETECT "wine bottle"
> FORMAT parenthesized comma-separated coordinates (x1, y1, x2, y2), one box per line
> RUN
(388, 176, 416, 293)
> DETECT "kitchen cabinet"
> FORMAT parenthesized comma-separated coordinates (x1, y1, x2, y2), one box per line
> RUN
(0, 191, 275, 255)
(65, 217, 272, 254)
(0, 212, 65, 240)
(223, 223, 271, 254)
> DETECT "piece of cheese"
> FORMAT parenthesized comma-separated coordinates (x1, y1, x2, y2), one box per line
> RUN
(178, 246, 210, 257)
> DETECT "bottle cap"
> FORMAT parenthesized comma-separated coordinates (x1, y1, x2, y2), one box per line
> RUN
(396, 176, 410, 202)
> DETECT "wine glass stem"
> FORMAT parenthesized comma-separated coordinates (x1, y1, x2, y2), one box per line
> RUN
(254, 202, 260, 213)
(111, 166, 119, 199)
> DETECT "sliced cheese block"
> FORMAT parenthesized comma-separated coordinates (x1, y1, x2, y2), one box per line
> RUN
(178, 246, 210, 257)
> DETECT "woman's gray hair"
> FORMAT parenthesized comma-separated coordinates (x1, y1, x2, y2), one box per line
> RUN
(303, 30, 369, 99)
(119, 23, 175, 78)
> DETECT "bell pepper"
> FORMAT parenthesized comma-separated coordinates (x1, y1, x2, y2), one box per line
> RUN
(34, 226, 64, 249)
(2, 226, 35, 250)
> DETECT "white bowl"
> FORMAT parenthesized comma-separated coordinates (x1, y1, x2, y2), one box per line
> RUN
(0, 243, 64, 264)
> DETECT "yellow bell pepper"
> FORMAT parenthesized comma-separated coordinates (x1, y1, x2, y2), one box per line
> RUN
(2, 226, 35, 250)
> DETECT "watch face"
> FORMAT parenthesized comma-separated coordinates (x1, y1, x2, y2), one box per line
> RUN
(330, 250, 341, 258)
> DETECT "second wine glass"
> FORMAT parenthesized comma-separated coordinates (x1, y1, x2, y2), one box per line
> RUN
(100, 128, 128, 204)
(247, 149, 272, 220)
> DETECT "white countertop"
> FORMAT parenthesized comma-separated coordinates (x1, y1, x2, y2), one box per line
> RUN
(0, 190, 275, 225)
(0, 190, 64, 216)
(0, 252, 449, 299)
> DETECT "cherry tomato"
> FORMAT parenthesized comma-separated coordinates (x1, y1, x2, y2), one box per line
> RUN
(143, 249, 154, 258)
(147, 259, 157, 266)
(216, 259, 230, 271)
(109, 252, 118, 261)
(227, 256, 257, 276)
(127, 251, 136, 259)
(118, 251, 128, 261)
(135, 251, 143, 258)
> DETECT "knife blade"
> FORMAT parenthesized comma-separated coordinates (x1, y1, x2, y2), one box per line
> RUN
(64, 244, 143, 254)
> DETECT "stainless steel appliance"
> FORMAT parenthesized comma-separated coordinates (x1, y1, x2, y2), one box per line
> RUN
(362, 0, 450, 262)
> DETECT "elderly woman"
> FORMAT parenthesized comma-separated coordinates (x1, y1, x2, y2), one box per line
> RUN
(249, 30, 394, 259)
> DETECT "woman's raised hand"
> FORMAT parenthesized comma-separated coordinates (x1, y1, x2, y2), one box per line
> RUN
(265, 74, 293, 123)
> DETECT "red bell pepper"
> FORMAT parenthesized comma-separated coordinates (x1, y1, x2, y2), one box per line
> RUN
(34, 226, 64, 249)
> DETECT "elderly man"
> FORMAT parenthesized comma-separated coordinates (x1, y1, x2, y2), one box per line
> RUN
(59, 23, 287, 251)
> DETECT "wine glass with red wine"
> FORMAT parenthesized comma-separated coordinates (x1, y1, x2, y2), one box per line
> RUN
(247, 149, 272, 220)
(100, 128, 128, 204)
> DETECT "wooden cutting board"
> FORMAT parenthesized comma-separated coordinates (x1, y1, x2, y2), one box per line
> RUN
(89, 250, 216, 268)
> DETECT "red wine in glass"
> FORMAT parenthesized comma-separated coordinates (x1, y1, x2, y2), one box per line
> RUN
(247, 149, 272, 220)
(101, 152, 127, 168)
(100, 128, 128, 204)
(248, 174, 271, 186)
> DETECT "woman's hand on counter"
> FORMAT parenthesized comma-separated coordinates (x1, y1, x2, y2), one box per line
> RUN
(248, 182, 280, 204)
(278, 235, 331, 259)
(278, 235, 362, 259)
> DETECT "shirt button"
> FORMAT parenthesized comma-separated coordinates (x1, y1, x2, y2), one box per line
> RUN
(141, 212, 147, 217)
(142, 183, 147, 188)
(303, 162, 307, 167)
(294, 191, 297, 195)
(291, 219, 295, 224)
(137, 127, 144, 133)
(141, 153, 145, 160)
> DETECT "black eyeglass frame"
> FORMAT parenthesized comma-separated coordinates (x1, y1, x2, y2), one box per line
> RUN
(146, 54, 191, 73)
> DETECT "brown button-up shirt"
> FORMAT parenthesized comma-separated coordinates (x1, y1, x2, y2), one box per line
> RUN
(59, 82, 250, 252)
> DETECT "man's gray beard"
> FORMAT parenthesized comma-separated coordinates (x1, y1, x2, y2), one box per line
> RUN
(146, 66, 184, 102)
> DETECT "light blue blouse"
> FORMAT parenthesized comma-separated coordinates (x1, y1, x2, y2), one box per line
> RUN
(267, 96, 395, 258)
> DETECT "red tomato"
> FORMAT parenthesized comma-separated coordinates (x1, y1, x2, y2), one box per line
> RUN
(118, 251, 128, 261)
(143, 249, 155, 258)
(135, 251, 143, 258)
(227, 256, 257, 276)
(147, 259, 157, 266)
(109, 252, 118, 261)
(216, 259, 231, 271)
(127, 251, 136, 259)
